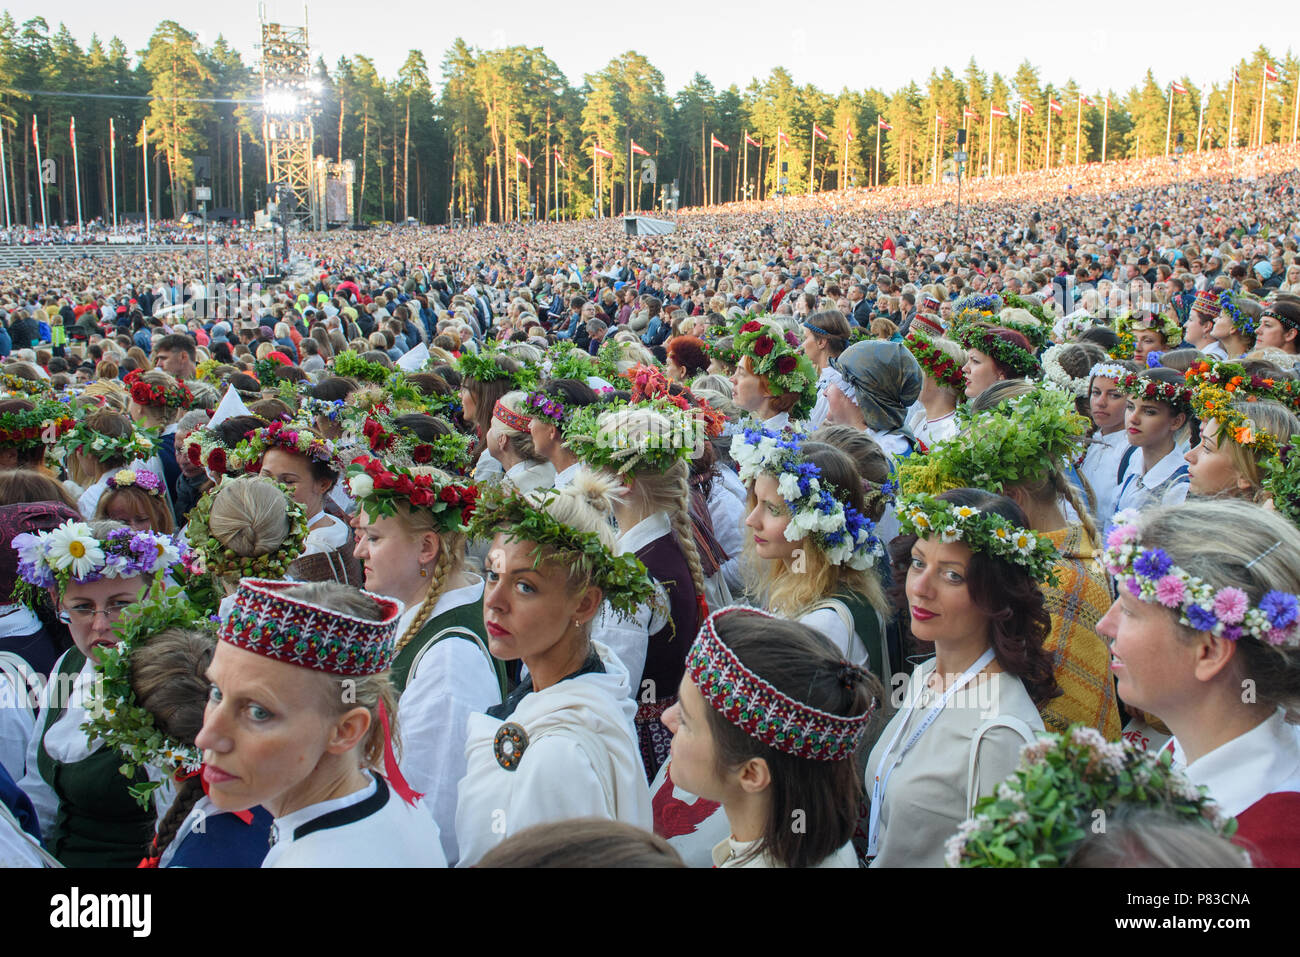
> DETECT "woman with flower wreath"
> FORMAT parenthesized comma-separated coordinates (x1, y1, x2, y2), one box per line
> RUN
(124, 369, 192, 503)
(864, 489, 1060, 868)
(1209, 290, 1258, 360)
(13, 518, 182, 866)
(955, 324, 1041, 401)
(1126, 311, 1183, 367)
(235, 419, 361, 585)
(93, 468, 175, 534)
(346, 454, 503, 865)
(731, 427, 892, 682)
(0, 397, 74, 474)
(896, 387, 1121, 741)
(799, 309, 853, 430)
(564, 401, 708, 781)
(1109, 368, 1195, 523)
(1184, 372, 1300, 505)
(57, 408, 159, 518)
(659, 607, 880, 868)
(525, 378, 600, 490)
(1097, 499, 1300, 866)
(80, 589, 274, 868)
(457, 350, 535, 482)
(196, 579, 447, 867)
(728, 318, 818, 431)
(455, 475, 656, 866)
(1079, 358, 1141, 527)
(482, 390, 556, 495)
(902, 330, 966, 449)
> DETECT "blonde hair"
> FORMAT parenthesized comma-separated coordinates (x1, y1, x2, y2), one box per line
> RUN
(593, 406, 705, 606)
(67, 409, 135, 487)
(277, 581, 399, 770)
(520, 468, 621, 596)
(206, 476, 294, 593)
(94, 483, 176, 535)
(1215, 400, 1300, 500)
(76, 380, 129, 412)
(384, 470, 469, 653)
(132, 370, 183, 426)
(1137, 500, 1300, 712)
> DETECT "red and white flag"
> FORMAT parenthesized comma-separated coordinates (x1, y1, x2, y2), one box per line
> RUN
(1080, 94, 1093, 107)
(1048, 98, 1063, 114)
(812, 123, 828, 141)
(744, 133, 762, 148)
(878, 117, 892, 131)
(710, 134, 729, 152)
(1265, 63, 1280, 82)
(778, 128, 790, 145)
(593, 145, 614, 159)
(554, 150, 566, 169)
(32, 114, 38, 147)
(630, 139, 649, 156)
(1020, 100, 1035, 115)
(845, 126, 854, 141)
(1232, 68, 1240, 83)
(1170, 80, 1188, 95)
(69, 115, 76, 148)
(936, 114, 947, 126)
(990, 106, 1009, 118)
(515, 151, 532, 169)
(963, 106, 977, 119)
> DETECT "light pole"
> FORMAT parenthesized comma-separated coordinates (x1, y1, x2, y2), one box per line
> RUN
(195, 184, 212, 318)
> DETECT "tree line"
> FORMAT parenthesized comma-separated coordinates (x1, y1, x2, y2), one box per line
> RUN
(0, 14, 1295, 227)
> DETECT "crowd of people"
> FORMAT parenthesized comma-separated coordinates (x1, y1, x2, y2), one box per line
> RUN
(0, 141, 1297, 869)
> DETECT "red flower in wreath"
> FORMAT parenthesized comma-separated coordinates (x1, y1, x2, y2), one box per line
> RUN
(409, 488, 434, 507)
(439, 486, 460, 504)
(741, 321, 762, 334)
(208, 448, 227, 475)
(412, 444, 433, 464)
(375, 471, 396, 491)
(460, 506, 475, 525)
(774, 354, 797, 375)
(393, 475, 416, 496)
(188, 444, 202, 467)
(753, 336, 774, 357)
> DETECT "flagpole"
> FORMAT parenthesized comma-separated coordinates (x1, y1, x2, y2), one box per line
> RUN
(1102, 98, 1109, 164)
(931, 114, 938, 185)
(808, 126, 815, 195)
(1228, 71, 1237, 150)
(1258, 67, 1267, 148)
(1292, 73, 1299, 144)
(709, 136, 714, 207)
(842, 126, 848, 189)
(1046, 102, 1052, 170)
(32, 116, 47, 230)
(1016, 105, 1023, 175)
(71, 116, 82, 233)
(627, 136, 634, 215)
(109, 118, 117, 229)
(0, 121, 9, 231)
(1196, 90, 1205, 152)
(776, 129, 782, 200)
(141, 119, 150, 240)
(987, 104, 994, 177)
(1075, 96, 1082, 165)
(743, 130, 748, 206)
(1165, 83, 1174, 157)
(874, 123, 881, 187)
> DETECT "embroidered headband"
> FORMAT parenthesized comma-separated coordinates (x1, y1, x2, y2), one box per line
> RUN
(218, 577, 401, 675)
(687, 606, 876, 762)
(1101, 512, 1299, 648)
(493, 399, 533, 434)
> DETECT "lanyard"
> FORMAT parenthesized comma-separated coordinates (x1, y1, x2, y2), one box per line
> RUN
(866, 647, 996, 858)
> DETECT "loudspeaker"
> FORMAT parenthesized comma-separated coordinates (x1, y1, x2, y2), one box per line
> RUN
(624, 216, 638, 237)
(194, 156, 211, 183)
(781, 162, 788, 173)
(1176, 132, 1184, 146)
(956, 129, 967, 146)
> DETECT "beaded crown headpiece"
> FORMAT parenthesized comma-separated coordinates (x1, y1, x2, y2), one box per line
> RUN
(218, 577, 401, 676)
(686, 606, 876, 762)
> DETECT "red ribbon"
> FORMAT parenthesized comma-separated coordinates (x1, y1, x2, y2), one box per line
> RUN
(697, 594, 710, 623)
(187, 765, 255, 825)
(378, 698, 423, 807)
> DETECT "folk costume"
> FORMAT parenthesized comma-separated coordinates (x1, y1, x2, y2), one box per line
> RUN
(217, 578, 447, 867)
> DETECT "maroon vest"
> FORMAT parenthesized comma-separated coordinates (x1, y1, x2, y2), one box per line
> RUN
(636, 531, 700, 700)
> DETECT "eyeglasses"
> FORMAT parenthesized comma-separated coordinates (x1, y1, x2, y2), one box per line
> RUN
(59, 599, 134, 625)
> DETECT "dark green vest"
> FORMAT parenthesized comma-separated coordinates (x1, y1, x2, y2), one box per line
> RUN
(389, 599, 509, 702)
(828, 590, 890, 685)
(35, 649, 157, 868)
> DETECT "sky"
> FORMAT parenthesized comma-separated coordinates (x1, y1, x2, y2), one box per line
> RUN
(8, 0, 1297, 97)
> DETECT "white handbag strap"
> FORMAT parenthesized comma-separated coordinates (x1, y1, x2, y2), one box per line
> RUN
(965, 715, 1038, 817)
(0, 797, 63, 868)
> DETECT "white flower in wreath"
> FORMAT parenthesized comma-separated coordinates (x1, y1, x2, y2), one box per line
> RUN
(940, 524, 961, 544)
(91, 437, 107, 451)
(348, 474, 374, 500)
(46, 522, 104, 578)
(777, 470, 804, 501)
(952, 505, 979, 520)
(1011, 530, 1037, 555)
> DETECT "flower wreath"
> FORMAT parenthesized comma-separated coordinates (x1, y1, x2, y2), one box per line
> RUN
(0, 398, 75, 450)
(622, 364, 727, 439)
(1218, 290, 1257, 340)
(465, 483, 657, 620)
(1123, 309, 1184, 347)
(1107, 320, 1135, 360)
(1190, 384, 1285, 460)
(895, 493, 1061, 585)
(903, 330, 966, 393)
(729, 427, 883, 570)
(524, 389, 568, 427)
(902, 388, 1090, 500)
(194, 358, 225, 385)
(358, 409, 473, 473)
(951, 293, 1003, 327)
(1088, 361, 1131, 384)
(58, 418, 157, 464)
(332, 350, 393, 384)
(301, 396, 348, 423)
(1101, 510, 1300, 647)
(701, 328, 740, 368)
(12, 519, 182, 605)
(182, 426, 244, 478)
(1059, 308, 1098, 341)
(0, 371, 52, 397)
(230, 419, 338, 474)
(183, 478, 309, 580)
(124, 370, 193, 410)
(562, 400, 705, 476)
(1001, 292, 1052, 326)
(953, 323, 1042, 379)
(1115, 371, 1194, 416)
(1039, 344, 1090, 397)
(105, 468, 166, 497)
(1262, 442, 1300, 527)
(346, 454, 479, 532)
(548, 343, 619, 383)
(456, 349, 539, 392)
(253, 355, 292, 385)
(996, 307, 1052, 350)
(946, 725, 1234, 868)
(731, 319, 819, 420)
(81, 583, 207, 808)
(1183, 360, 1300, 415)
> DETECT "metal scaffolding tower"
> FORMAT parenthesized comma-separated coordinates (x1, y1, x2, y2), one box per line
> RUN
(258, 10, 320, 231)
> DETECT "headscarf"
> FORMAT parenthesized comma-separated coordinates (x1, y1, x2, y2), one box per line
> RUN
(832, 340, 922, 432)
